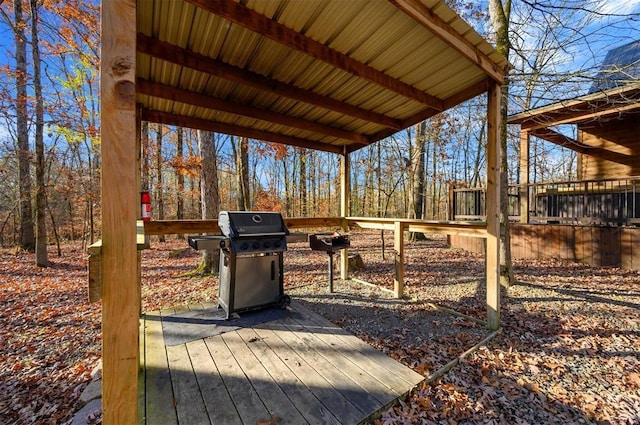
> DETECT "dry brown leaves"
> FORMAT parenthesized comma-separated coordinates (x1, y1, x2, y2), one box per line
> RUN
(0, 246, 101, 424)
(1, 230, 639, 424)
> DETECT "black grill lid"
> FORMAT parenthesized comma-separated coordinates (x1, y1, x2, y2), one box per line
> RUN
(219, 211, 289, 238)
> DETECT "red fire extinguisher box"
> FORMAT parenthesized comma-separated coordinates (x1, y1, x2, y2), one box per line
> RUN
(141, 191, 152, 221)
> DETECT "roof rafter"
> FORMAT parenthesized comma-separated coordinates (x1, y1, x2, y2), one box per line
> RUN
(530, 127, 634, 166)
(137, 34, 404, 130)
(137, 79, 370, 144)
(517, 102, 640, 130)
(141, 109, 356, 154)
(185, 0, 444, 111)
(390, 0, 505, 84)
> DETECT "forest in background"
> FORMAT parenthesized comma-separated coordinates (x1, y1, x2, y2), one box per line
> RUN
(0, 0, 638, 253)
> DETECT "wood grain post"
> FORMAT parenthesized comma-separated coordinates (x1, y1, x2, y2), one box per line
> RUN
(340, 150, 350, 280)
(486, 81, 501, 330)
(101, 0, 139, 423)
(393, 221, 405, 298)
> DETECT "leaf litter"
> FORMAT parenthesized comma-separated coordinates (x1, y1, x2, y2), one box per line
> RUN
(1, 229, 639, 424)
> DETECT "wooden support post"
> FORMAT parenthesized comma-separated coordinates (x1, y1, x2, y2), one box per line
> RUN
(519, 129, 530, 224)
(393, 221, 405, 298)
(486, 81, 501, 330)
(136, 108, 142, 316)
(101, 0, 139, 423)
(340, 150, 350, 280)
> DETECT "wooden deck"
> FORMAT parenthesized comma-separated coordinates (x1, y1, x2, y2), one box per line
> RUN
(139, 301, 424, 425)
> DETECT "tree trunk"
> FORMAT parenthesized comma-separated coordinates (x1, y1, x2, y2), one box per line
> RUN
(489, 0, 515, 287)
(299, 148, 307, 216)
(409, 121, 426, 241)
(176, 127, 184, 237)
(198, 130, 220, 273)
(31, 0, 48, 266)
(155, 124, 165, 242)
(141, 121, 150, 190)
(14, 0, 35, 252)
(282, 151, 291, 216)
(235, 136, 250, 211)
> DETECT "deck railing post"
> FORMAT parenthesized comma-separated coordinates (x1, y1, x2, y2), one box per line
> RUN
(393, 221, 405, 298)
(486, 81, 501, 330)
(340, 150, 350, 280)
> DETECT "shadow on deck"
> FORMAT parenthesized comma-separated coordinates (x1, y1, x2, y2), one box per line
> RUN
(139, 301, 424, 425)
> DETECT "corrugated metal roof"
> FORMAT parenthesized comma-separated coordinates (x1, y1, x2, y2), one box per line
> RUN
(136, 0, 508, 153)
(589, 39, 640, 93)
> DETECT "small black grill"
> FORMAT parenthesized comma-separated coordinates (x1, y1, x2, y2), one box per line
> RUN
(189, 211, 290, 318)
(309, 232, 350, 292)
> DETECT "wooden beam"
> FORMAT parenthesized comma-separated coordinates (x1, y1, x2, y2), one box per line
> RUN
(340, 151, 350, 280)
(394, 221, 405, 298)
(519, 130, 530, 224)
(101, 0, 139, 422)
(186, 0, 444, 111)
(141, 109, 350, 154)
(347, 217, 487, 237)
(143, 217, 345, 236)
(137, 34, 404, 130)
(508, 84, 640, 129)
(389, 0, 505, 84)
(530, 127, 635, 166)
(485, 81, 501, 331)
(529, 127, 581, 150)
(137, 79, 369, 144)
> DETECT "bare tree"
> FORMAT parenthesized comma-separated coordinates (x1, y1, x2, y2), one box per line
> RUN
(31, 0, 48, 266)
(198, 130, 220, 273)
(489, 0, 515, 287)
(8, 0, 35, 252)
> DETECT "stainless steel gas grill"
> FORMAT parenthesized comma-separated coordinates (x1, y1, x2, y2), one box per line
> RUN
(189, 211, 290, 319)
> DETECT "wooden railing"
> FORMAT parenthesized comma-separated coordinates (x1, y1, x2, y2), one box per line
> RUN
(88, 216, 490, 303)
(452, 177, 640, 226)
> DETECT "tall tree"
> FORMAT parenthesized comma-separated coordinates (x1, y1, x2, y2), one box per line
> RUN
(141, 121, 150, 190)
(31, 0, 48, 266)
(299, 148, 307, 216)
(198, 130, 220, 273)
(175, 126, 184, 224)
(234, 136, 250, 211)
(489, 0, 515, 287)
(155, 123, 165, 242)
(408, 121, 426, 240)
(10, 0, 35, 252)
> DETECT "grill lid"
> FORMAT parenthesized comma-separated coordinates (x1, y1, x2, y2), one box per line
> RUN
(219, 211, 289, 238)
(309, 232, 350, 253)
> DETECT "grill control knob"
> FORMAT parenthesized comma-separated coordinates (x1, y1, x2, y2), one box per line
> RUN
(263, 241, 271, 249)
(252, 241, 260, 250)
(240, 242, 249, 250)
(273, 240, 281, 247)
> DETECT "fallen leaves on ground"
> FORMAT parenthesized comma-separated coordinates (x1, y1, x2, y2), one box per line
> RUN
(1, 230, 639, 424)
(0, 246, 101, 424)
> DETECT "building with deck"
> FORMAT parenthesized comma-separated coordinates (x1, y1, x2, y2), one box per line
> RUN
(451, 39, 640, 268)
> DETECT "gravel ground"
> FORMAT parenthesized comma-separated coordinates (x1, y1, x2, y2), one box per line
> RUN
(282, 230, 640, 424)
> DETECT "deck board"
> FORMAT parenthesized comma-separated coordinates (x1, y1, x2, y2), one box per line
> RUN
(141, 302, 424, 425)
(221, 331, 310, 424)
(205, 334, 271, 424)
(188, 339, 243, 425)
(237, 327, 342, 425)
(143, 312, 178, 425)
